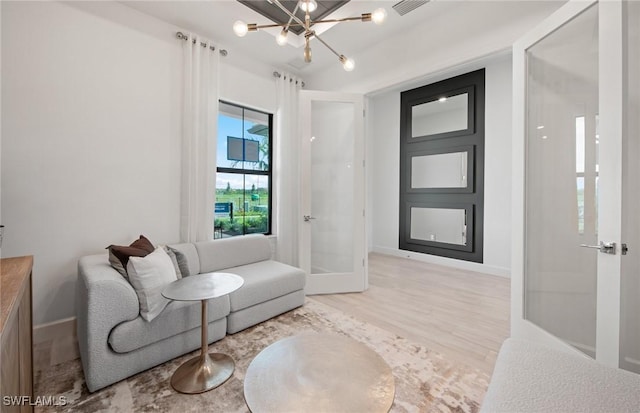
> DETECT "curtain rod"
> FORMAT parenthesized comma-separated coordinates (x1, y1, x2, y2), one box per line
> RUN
(176, 32, 228, 56)
(273, 71, 305, 88)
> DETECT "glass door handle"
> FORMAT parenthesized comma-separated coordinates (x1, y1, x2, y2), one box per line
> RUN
(303, 215, 317, 222)
(580, 241, 617, 254)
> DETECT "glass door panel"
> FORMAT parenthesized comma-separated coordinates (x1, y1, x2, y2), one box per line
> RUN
(524, 4, 599, 357)
(299, 91, 365, 294)
(310, 101, 355, 274)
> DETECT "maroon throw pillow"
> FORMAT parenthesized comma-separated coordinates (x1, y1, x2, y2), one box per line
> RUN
(107, 235, 155, 274)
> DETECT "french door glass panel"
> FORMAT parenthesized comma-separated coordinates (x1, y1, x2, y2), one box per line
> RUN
(524, 4, 599, 356)
(310, 101, 354, 274)
(300, 91, 365, 294)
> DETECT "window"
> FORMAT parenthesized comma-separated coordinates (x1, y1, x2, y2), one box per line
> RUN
(575, 115, 599, 236)
(399, 69, 485, 263)
(215, 101, 272, 238)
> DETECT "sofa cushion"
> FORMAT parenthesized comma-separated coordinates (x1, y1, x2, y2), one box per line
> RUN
(166, 246, 188, 277)
(195, 234, 271, 274)
(107, 235, 155, 277)
(127, 247, 177, 322)
(227, 290, 305, 334)
(163, 247, 183, 279)
(225, 260, 306, 312)
(107, 250, 128, 277)
(108, 295, 230, 353)
(168, 242, 200, 276)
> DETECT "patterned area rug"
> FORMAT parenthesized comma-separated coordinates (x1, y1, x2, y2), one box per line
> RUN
(36, 299, 489, 412)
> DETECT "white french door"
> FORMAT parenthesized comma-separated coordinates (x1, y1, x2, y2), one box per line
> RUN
(299, 90, 367, 294)
(513, 0, 638, 371)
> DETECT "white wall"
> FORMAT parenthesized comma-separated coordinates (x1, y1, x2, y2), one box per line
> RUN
(1, 1, 276, 325)
(219, 62, 276, 114)
(2, 1, 180, 326)
(483, 57, 513, 273)
(368, 55, 513, 277)
(368, 89, 400, 253)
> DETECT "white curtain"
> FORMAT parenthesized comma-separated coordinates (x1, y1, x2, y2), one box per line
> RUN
(275, 73, 303, 266)
(181, 34, 219, 242)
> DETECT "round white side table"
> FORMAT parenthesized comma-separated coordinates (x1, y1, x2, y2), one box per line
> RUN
(162, 272, 244, 394)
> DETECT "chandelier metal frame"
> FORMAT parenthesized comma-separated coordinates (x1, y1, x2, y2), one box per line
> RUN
(233, 0, 387, 71)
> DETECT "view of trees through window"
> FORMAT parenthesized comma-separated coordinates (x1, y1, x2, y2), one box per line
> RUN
(215, 101, 272, 238)
(575, 115, 599, 235)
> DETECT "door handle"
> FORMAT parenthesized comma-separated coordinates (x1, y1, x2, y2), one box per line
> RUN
(303, 215, 317, 222)
(580, 241, 617, 255)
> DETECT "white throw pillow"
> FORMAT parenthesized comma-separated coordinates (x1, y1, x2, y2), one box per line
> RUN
(127, 246, 177, 322)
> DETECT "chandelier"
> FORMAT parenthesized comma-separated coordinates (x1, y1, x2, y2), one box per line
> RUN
(233, 0, 387, 71)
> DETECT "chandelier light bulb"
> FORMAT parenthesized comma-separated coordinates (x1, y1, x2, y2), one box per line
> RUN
(371, 8, 387, 25)
(300, 0, 318, 13)
(233, 20, 249, 37)
(304, 45, 312, 63)
(343, 59, 355, 71)
(276, 29, 289, 46)
(340, 55, 355, 72)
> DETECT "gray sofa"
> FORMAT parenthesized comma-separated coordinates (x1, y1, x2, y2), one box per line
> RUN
(76, 234, 306, 392)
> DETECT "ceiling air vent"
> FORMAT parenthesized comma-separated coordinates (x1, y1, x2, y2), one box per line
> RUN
(392, 0, 430, 16)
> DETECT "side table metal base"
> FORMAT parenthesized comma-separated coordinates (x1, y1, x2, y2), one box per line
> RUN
(170, 353, 235, 394)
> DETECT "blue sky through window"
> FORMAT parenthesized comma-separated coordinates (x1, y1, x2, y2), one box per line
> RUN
(216, 111, 269, 189)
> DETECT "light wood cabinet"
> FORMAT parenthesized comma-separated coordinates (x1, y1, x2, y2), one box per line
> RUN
(0, 256, 34, 413)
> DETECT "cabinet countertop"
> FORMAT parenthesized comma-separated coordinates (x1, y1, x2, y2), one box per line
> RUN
(1, 256, 34, 333)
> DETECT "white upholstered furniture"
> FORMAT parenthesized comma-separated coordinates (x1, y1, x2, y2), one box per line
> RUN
(481, 338, 640, 413)
(76, 234, 305, 392)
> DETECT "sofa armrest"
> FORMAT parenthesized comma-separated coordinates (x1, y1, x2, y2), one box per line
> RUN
(76, 254, 139, 371)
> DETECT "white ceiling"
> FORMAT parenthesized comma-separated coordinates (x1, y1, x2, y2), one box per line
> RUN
(123, 0, 566, 80)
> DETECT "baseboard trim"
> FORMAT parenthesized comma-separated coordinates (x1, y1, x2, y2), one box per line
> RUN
(371, 246, 510, 278)
(34, 316, 76, 344)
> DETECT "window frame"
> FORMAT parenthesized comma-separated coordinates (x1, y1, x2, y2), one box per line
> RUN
(399, 69, 485, 263)
(216, 100, 273, 237)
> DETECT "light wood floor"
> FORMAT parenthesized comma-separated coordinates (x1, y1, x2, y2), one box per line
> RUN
(312, 253, 510, 375)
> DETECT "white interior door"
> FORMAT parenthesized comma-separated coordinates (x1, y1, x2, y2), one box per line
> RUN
(620, 0, 640, 374)
(299, 90, 366, 294)
(512, 0, 631, 368)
